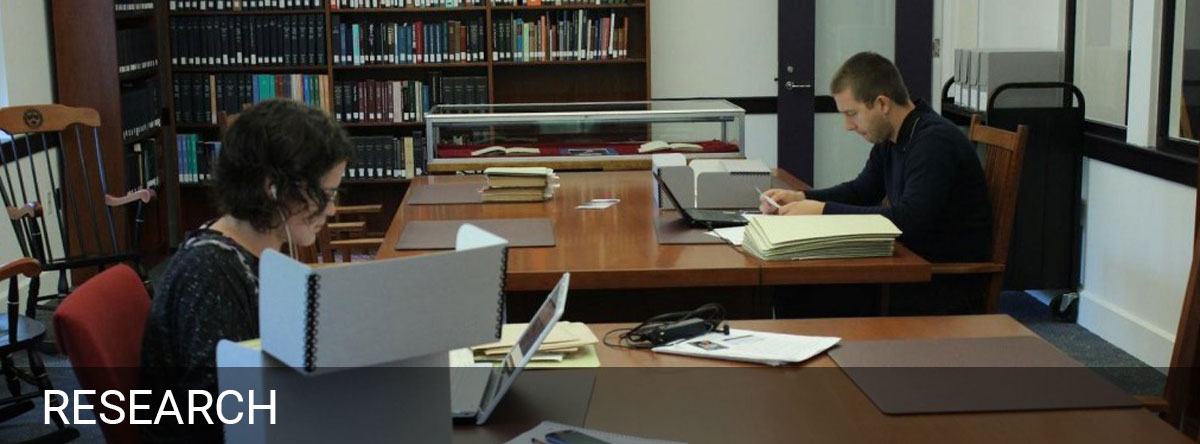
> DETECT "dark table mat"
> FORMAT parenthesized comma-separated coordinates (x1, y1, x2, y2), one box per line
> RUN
(408, 183, 485, 205)
(828, 336, 1139, 415)
(395, 219, 556, 250)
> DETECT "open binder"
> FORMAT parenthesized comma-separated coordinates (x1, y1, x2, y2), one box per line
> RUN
(259, 224, 510, 374)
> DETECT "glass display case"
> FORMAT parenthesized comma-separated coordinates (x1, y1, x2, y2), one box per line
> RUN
(423, 100, 745, 172)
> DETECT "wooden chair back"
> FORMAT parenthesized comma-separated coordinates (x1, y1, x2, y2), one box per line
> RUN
(928, 115, 1029, 313)
(0, 105, 150, 312)
(970, 114, 1030, 269)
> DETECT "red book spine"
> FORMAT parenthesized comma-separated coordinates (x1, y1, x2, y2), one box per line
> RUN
(415, 22, 424, 64)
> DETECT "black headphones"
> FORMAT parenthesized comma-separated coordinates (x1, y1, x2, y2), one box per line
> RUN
(604, 303, 729, 349)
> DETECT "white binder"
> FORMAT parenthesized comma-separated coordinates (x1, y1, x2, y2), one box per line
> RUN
(258, 224, 508, 374)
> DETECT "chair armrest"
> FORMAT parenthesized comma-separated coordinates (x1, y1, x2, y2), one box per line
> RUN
(930, 262, 1006, 275)
(328, 238, 384, 249)
(327, 221, 366, 233)
(6, 202, 42, 220)
(335, 204, 383, 215)
(1134, 395, 1168, 413)
(0, 257, 41, 280)
(105, 188, 156, 207)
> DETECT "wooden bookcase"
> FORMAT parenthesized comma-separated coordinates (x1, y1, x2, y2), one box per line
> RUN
(59, 1, 650, 260)
(50, 1, 173, 266)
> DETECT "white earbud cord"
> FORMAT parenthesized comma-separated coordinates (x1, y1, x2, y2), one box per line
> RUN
(278, 208, 296, 259)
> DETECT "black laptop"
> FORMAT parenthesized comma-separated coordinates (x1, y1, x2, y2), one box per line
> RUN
(654, 170, 748, 229)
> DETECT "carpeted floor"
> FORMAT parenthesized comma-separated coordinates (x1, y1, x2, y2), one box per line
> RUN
(0, 291, 1170, 443)
(998, 290, 1167, 397)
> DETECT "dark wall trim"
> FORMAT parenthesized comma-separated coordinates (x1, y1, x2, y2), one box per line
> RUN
(1084, 132, 1197, 187)
(1064, 0, 1077, 84)
(653, 96, 777, 114)
(894, 0, 934, 103)
(815, 95, 837, 113)
(724, 96, 776, 114)
(1157, 0, 1178, 148)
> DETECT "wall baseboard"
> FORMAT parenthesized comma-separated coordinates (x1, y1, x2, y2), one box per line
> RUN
(1078, 290, 1174, 371)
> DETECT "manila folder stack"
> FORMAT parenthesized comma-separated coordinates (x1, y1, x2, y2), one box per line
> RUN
(742, 214, 902, 261)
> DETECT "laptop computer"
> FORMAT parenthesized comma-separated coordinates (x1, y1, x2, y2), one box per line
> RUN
(654, 170, 749, 228)
(450, 272, 570, 425)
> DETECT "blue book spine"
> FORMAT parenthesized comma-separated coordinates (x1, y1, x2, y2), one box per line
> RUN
(251, 74, 260, 103)
(352, 24, 361, 65)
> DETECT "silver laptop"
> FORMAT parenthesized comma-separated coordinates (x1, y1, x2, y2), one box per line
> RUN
(450, 272, 570, 425)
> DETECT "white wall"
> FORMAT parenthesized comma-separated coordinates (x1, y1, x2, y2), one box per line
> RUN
(649, 0, 777, 99)
(0, 1, 53, 106)
(1080, 160, 1195, 368)
(977, 0, 1068, 49)
(0, 0, 59, 309)
(649, 0, 779, 167)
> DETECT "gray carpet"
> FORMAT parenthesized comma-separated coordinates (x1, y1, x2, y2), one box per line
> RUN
(0, 291, 1168, 443)
(998, 290, 1167, 397)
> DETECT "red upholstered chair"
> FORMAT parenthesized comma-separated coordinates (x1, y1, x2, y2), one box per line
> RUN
(53, 264, 150, 444)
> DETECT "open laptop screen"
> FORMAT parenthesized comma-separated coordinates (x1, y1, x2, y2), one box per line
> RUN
(477, 273, 570, 424)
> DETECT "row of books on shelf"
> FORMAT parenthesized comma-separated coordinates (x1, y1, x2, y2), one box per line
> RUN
(177, 133, 429, 184)
(170, 15, 326, 67)
(332, 0, 485, 8)
(116, 1, 156, 13)
(164, 0, 632, 11)
(125, 140, 161, 191)
(333, 76, 485, 123)
(121, 82, 163, 141)
(170, 0, 326, 11)
(346, 135, 427, 179)
(176, 134, 219, 183)
(118, 27, 159, 74)
(494, 0, 635, 5)
(174, 73, 331, 124)
(492, 11, 629, 61)
(332, 18, 486, 65)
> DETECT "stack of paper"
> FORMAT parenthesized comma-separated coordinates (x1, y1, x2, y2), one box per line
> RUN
(482, 166, 559, 202)
(741, 214, 901, 261)
(469, 321, 600, 368)
(652, 329, 840, 366)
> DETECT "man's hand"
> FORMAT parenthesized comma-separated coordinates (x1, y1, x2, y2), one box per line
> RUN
(759, 189, 806, 214)
(778, 199, 826, 215)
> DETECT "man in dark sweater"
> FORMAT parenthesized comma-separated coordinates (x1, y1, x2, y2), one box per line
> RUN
(761, 52, 992, 314)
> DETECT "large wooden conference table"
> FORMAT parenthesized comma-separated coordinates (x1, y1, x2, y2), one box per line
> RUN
(377, 170, 931, 292)
(453, 315, 1188, 444)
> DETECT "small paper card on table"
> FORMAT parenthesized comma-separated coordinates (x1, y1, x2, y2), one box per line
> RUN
(577, 198, 620, 210)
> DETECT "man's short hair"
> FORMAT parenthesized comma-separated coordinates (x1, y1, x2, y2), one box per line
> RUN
(214, 99, 352, 232)
(830, 52, 911, 107)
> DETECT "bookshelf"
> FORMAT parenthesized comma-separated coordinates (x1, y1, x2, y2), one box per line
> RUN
(51, 0, 173, 266)
(57, 0, 650, 260)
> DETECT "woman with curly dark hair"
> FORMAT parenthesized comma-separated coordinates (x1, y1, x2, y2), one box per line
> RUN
(140, 99, 350, 443)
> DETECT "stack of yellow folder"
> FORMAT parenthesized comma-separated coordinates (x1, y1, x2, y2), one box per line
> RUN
(481, 167, 558, 203)
(469, 322, 600, 367)
(741, 214, 902, 261)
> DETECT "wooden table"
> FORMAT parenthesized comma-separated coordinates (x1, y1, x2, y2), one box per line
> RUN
(455, 315, 1189, 444)
(378, 170, 931, 291)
